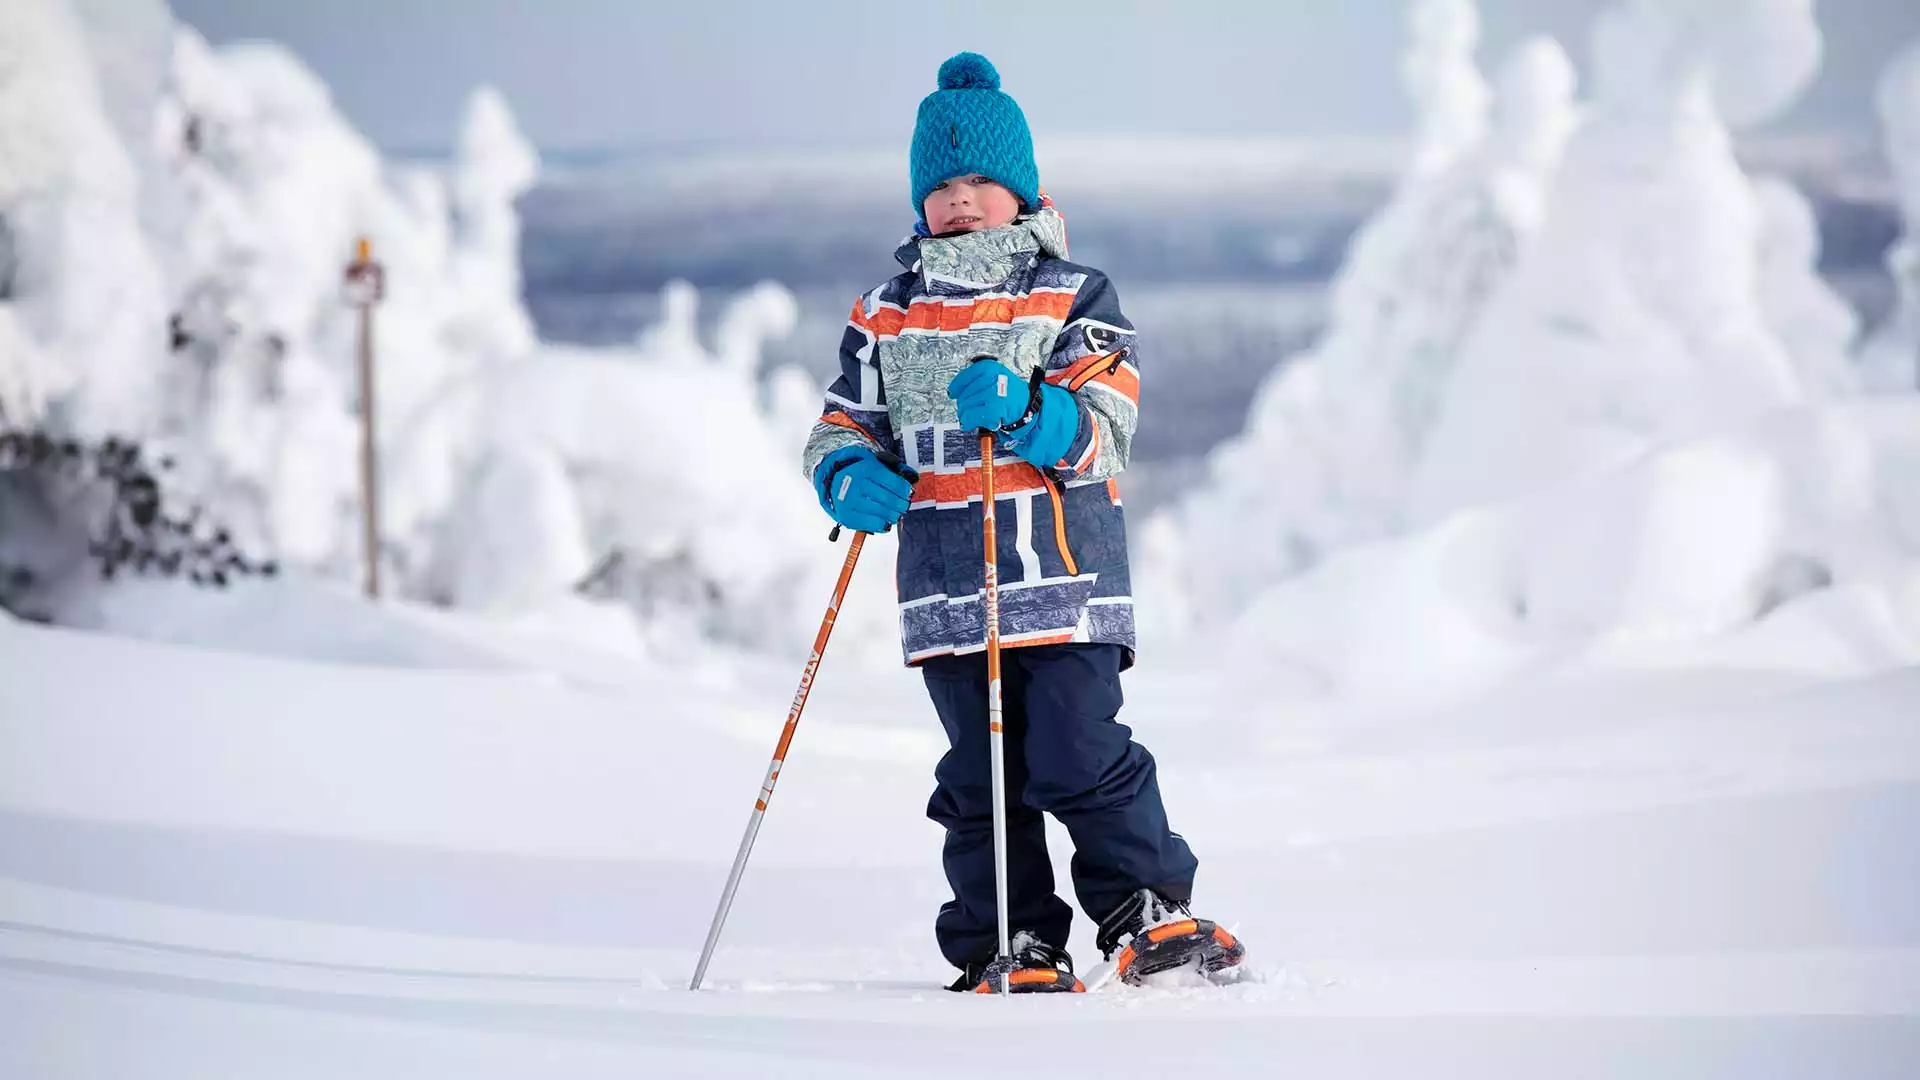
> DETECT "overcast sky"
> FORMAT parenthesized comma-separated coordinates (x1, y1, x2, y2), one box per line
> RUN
(170, 0, 1920, 153)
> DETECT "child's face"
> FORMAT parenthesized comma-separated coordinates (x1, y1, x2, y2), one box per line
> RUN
(923, 174, 1021, 235)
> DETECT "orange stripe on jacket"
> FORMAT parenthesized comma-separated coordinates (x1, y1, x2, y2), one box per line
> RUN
(1084, 361, 1140, 405)
(881, 293, 1077, 338)
(900, 304, 982, 334)
(911, 461, 1049, 505)
(1013, 291, 1076, 322)
(818, 410, 878, 441)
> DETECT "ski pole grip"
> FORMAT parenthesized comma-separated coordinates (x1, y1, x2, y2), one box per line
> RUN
(967, 355, 1002, 436)
(966, 355, 1044, 435)
(874, 448, 919, 483)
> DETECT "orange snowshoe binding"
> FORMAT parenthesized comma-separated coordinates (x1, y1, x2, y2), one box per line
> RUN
(1097, 889, 1245, 985)
(950, 934, 1085, 994)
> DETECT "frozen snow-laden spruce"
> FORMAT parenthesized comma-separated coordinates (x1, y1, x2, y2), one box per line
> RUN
(0, 0, 171, 606)
(1409, 0, 1836, 522)
(1861, 40, 1920, 393)
(153, 34, 559, 579)
(443, 86, 539, 360)
(0, 0, 168, 435)
(424, 281, 861, 660)
(1752, 175, 1860, 397)
(150, 27, 845, 658)
(426, 442, 592, 612)
(1154, 0, 1920, 700)
(1398, 0, 1491, 177)
(0, 0, 855, 661)
(1153, 0, 1576, 629)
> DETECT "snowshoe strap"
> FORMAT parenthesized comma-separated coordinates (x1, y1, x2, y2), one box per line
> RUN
(1096, 888, 1193, 960)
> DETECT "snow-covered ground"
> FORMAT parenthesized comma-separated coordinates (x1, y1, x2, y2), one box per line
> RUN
(4, 583, 1920, 1078)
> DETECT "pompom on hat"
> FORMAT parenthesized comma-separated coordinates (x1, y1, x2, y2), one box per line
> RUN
(909, 53, 1040, 217)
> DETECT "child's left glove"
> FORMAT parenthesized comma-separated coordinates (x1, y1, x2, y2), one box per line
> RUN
(947, 359, 1079, 471)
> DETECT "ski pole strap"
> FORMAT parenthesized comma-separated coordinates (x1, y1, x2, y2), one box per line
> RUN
(1001, 366, 1047, 435)
(875, 448, 918, 481)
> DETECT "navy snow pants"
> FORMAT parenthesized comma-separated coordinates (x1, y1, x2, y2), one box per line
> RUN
(921, 643, 1197, 968)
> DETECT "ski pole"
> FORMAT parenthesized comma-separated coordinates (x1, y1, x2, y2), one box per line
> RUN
(966, 358, 1015, 995)
(980, 426, 1014, 994)
(690, 450, 910, 991)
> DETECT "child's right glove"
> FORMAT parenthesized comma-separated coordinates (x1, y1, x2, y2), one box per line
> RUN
(813, 446, 915, 534)
(949, 358, 1079, 471)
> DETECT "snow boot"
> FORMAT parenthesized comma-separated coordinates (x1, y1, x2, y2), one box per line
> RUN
(947, 931, 1085, 993)
(1095, 888, 1244, 985)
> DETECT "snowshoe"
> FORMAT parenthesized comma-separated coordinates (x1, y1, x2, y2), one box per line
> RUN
(948, 932, 1085, 994)
(1096, 888, 1244, 986)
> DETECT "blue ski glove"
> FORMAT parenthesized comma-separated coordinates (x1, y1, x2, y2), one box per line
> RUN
(947, 360, 1031, 433)
(813, 445, 914, 534)
(948, 358, 1083, 471)
(1003, 382, 1080, 470)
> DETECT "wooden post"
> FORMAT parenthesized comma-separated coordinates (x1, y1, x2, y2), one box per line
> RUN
(343, 237, 386, 600)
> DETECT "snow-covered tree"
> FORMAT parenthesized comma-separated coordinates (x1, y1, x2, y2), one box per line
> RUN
(1752, 174, 1859, 395)
(1860, 40, 1920, 393)
(427, 441, 590, 612)
(1156, 0, 1577, 626)
(151, 36, 550, 586)
(1177, 1, 1920, 697)
(1400, 0, 1491, 177)
(443, 86, 539, 360)
(0, 0, 167, 435)
(1408, 0, 1836, 522)
(1, 0, 842, 656)
(422, 278, 855, 658)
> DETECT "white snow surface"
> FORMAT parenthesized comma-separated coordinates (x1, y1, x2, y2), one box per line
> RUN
(3, 581, 1919, 1077)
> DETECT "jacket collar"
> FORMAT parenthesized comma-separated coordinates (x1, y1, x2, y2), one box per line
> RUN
(894, 200, 1071, 291)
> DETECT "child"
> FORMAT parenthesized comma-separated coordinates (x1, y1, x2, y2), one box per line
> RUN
(801, 52, 1242, 991)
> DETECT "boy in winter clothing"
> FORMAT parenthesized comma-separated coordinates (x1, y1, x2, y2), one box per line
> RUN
(801, 53, 1239, 990)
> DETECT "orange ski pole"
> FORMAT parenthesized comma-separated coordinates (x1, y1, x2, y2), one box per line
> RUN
(978, 427, 1014, 994)
(689, 450, 910, 991)
(690, 530, 864, 990)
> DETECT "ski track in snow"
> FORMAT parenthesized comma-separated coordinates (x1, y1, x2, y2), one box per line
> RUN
(3, 614, 1919, 1077)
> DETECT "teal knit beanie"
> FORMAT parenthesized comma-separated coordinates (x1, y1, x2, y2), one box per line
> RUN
(910, 53, 1040, 218)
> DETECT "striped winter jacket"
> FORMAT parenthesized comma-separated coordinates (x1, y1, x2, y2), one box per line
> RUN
(801, 200, 1142, 667)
